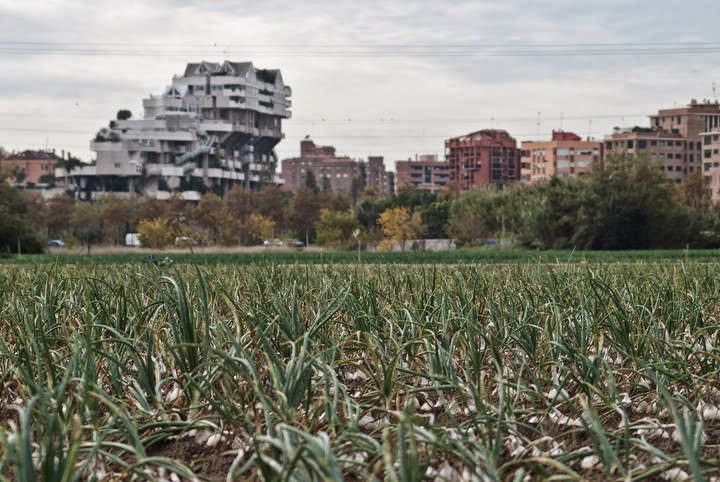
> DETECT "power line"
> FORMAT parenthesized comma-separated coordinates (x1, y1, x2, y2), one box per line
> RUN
(0, 112, 647, 123)
(1, 41, 720, 57)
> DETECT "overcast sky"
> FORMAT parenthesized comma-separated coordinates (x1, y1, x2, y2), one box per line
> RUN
(2, 0, 720, 170)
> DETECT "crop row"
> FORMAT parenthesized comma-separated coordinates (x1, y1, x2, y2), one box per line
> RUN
(1, 263, 720, 481)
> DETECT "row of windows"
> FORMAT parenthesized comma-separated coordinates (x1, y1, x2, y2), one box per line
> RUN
(607, 140, 702, 150)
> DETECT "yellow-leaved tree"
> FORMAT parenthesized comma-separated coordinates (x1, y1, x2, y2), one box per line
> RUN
(377, 206, 424, 251)
(247, 213, 276, 245)
(137, 218, 174, 249)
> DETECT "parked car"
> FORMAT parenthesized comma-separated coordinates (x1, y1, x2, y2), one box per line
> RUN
(47, 239, 65, 247)
(263, 238, 284, 247)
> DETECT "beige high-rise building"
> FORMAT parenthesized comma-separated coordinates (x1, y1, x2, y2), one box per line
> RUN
(604, 127, 687, 184)
(520, 131, 602, 184)
(648, 98, 720, 180)
(700, 128, 720, 201)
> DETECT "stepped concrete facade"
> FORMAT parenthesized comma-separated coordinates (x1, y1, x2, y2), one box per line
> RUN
(57, 61, 291, 200)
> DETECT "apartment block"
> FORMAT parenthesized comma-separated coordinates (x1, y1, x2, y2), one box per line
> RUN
(700, 128, 720, 201)
(280, 138, 393, 195)
(445, 130, 519, 191)
(395, 154, 452, 193)
(1, 150, 60, 186)
(520, 131, 602, 184)
(367, 156, 395, 195)
(604, 127, 687, 184)
(57, 60, 291, 200)
(648, 99, 720, 179)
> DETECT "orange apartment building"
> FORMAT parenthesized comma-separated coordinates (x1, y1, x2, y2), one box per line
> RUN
(394, 154, 452, 193)
(280, 138, 393, 195)
(1, 150, 59, 186)
(445, 129, 519, 191)
(520, 131, 602, 184)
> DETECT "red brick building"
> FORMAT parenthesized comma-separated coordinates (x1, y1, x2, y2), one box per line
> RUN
(280, 138, 393, 195)
(445, 130, 519, 190)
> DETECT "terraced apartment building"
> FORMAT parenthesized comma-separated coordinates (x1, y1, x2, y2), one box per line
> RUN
(56, 60, 291, 200)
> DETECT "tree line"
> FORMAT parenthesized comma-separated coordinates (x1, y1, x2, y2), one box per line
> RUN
(1, 153, 719, 254)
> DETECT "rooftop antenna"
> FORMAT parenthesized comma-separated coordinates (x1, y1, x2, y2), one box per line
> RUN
(713, 82, 717, 101)
(587, 118, 592, 139)
(536, 111, 541, 137)
(560, 112, 564, 131)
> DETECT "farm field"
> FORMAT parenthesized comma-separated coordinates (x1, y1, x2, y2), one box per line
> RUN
(4, 246, 720, 266)
(2, 261, 720, 481)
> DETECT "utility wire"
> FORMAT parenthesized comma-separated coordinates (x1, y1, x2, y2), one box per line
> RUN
(1, 41, 720, 57)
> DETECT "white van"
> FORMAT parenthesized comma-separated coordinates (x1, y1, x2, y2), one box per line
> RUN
(125, 233, 141, 247)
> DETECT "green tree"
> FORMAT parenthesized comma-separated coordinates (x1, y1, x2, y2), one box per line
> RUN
(100, 194, 132, 245)
(70, 201, 102, 254)
(305, 170, 319, 192)
(572, 153, 695, 249)
(135, 196, 165, 223)
(447, 188, 501, 246)
(417, 200, 449, 239)
(20, 190, 48, 235)
(0, 181, 43, 254)
(315, 209, 360, 249)
(192, 192, 224, 244)
(45, 194, 74, 239)
(224, 185, 254, 222)
(513, 178, 585, 249)
(321, 191, 351, 213)
(289, 187, 321, 245)
(0, 205, 43, 254)
(395, 185, 436, 211)
(681, 171, 710, 212)
(321, 175, 332, 193)
(256, 185, 287, 225)
(355, 195, 393, 230)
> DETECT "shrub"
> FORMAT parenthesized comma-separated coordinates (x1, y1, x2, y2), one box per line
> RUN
(137, 218, 174, 249)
